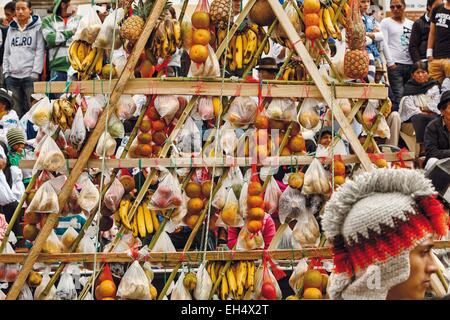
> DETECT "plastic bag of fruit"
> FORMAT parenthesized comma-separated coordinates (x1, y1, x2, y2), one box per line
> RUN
(189, 44, 220, 77)
(0, 241, 21, 282)
(236, 226, 264, 251)
(278, 186, 306, 223)
(292, 212, 321, 248)
(149, 171, 183, 210)
(194, 263, 212, 300)
(216, 187, 243, 228)
(73, 5, 102, 44)
(303, 158, 331, 194)
(277, 225, 294, 250)
(61, 225, 79, 252)
(170, 271, 192, 300)
(266, 98, 297, 122)
(154, 95, 179, 123)
(78, 174, 100, 212)
(175, 116, 202, 156)
(34, 267, 56, 300)
(27, 180, 59, 214)
(362, 100, 378, 128)
(84, 96, 103, 130)
(264, 176, 282, 215)
(18, 283, 33, 300)
(375, 115, 391, 139)
(219, 121, 239, 156)
(69, 107, 86, 148)
(254, 260, 283, 300)
(289, 258, 308, 293)
(224, 97, 258, 127)
(108, 114, 125, 139)
(195, 96, 214, 120)
(77, 232, 97, 270)
(151, 226, 177, 254)
(96, 131, 117, 157)
(104, 178, 125, 211)
(55, 267, 78, 300)
(298, 98, 321, 129)
(212, 178, 231, 210)
(31, 96, 52, 127)
(42, 229, 64, 254)
(117, 260, 151, 300)
(93, 8, 125, 49)
(33, 135, 66, 175)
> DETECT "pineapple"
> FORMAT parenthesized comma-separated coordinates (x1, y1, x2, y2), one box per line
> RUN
(343, 0, 369, 80)
(210, 0, 234, 29)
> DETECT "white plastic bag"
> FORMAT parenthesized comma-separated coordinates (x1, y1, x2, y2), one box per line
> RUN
(0, 170, 17, 206)
(277, 226, 294, 250)
(225, 97, 258, 127)
(376, 116, 391, 139)
(42, 229, 64, 254)
(84, 96, 103, 130)
(116, 95, 137, 121)
(55, 268, 77, 300)
(27, 180, 59, 213)
(117, 261, 151, 300)
(154, 95, 179, 123)
(266, 98, 297, 122)
(254, 264, 282, 300)
(31, 96, 52, 127)
(0, 283, 8, 300)
(96, 131, 116, 157)
(189, 44, 220, 77)
(149, 171, 183, 210)
(362, 100, 377, 128)
(212, 179, 231, 210)
(0, 242, 21, 282)
(78, 177, 100, 212)
(219, 121, 239, 156)
(289, 258, 308, 293)
(292, 212, 321, 248)
(69, 107, 86, 147)
(33, 135, 66, 174)
(108, 114, 125, 139)
(264, 176, 282, 215)
(73, 5, 102, 44)
(61, 226, 79, 252)
(174, 117, 202, 156)
(196, 96, 214, 120)
(194, 263, 212, 300)
(303, 158, 331, 194)
(104, 178, 125, 211)
(216, 187, 243, 228)
(93, 8, 125, 49)
(278, 186, 306, 223)
(34, 268, 56, 300)
(18, 283, 33, 300)
(151, 229, 176, 253)
(298, 98, 321, 129)
(236, 226, 265, 251)
(171, 271, 192, 300)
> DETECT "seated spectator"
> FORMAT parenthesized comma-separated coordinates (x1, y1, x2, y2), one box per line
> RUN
(0, 88, 19, 145)
(400, 61, 441, 152)
(227, 213, 276, 250)
(306, 126, 333, 154)
(424, 90, 450, 169)
(6, 127, 32, 186)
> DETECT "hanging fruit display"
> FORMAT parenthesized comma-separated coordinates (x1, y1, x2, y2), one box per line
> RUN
(304, 0, 321, 42)
(280, 60, 308, 81)
(189, 0, 212, 64)
(210, 0, 234, 29)
(146, 11, 183, 61)
(68, 41, 104, 80)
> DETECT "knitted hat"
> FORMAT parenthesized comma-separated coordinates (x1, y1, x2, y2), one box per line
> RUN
(6, 127, 26, 148)
(322, 169, 448, 300)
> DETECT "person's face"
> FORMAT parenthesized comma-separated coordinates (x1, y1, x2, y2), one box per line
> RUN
(13, 143, 25, 153)
(319, 133, 332, 147)
(15, 1, 31, 24)
(4, 9, 15, 24)
(59, 1, 74, 17)
(390, 0, 405, 19)
(411, 68, 429, 84)
(259, 69, 276, 80)
(360, 0, 371, 13)
(387, 238, 437, 300)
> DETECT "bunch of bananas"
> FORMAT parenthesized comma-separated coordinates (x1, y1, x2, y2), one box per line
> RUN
(317, 0, 349, 41)
(68, 40, 104, 80)
(281, 60, 309, 81)
(147, 17, 182, 61)
(116, 197, 160, 238)
(52, 97, 76, 131)
(206, 261, 255, 300)
(217, 23, 269, 73)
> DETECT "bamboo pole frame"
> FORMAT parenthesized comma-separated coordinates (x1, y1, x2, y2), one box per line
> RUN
(6, 0, 170, 300)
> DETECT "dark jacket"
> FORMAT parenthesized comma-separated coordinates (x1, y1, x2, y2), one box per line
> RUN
(424, 117, 450, 163)
(409, 14, 430, 63)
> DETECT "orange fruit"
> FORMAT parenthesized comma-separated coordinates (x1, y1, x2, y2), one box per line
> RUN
(303, 287, 323, 299)
(288, 172, 304, 189)
(280, 147, 291, 156)
(138, 132, 152, 144)
(186, 182, 202, 198)
(95, 280, 117, 300)
(304, 13, 320, 26)
(138, 144, 152, 157)
(191, 12, 210, 29)
(246, 220, 263, 233)
(290, 121, 301, 136)
(189, 44, 209, 64)
(288, 135, 306, 152)
(247, 195, 264, 208)
(247, 207, 265, 220)
(146, 107, 160, 120)
(187, 197, 204, 214)
(303, 0, 321, 14)
(184, 214, 200, 229)
(151, 119, 165, 131)
(248, 181, 263, 196)
(201, 180, 212, 198)
(304, 270, 323, 290)
(333, 161, 345, 176)
(305, 26, 321, 41)
(152, 131, 167, 146)
(140, 119, 152, 133)
(334, 175, 345, 186)
(192, 29, 211, 45)
(255, 114, 269, 129)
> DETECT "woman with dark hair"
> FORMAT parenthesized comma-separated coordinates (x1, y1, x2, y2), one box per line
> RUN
(399, 61, 441, 147)
(41, 0, 81, 82)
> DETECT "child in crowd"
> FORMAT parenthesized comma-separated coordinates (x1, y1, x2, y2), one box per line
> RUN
(6, 127, 32, 186)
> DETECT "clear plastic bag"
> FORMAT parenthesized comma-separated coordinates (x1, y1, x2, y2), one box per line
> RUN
(216, 187, 243, 228)
(189, 44, 220, 77)
(61, 226, 79, 252)
(117, 261, 151, 300)
(196, 96, 214, 120)
(33, 135, 66, 174)
(27, 180, 59, 214)
(0, 283, 7, 300)
(171, 271, 192, 300)
(104, 178, 125, 211)
(31, 96, 52, 127)
(18, 283, 33, 300)
(117, 95, 137, 121)
(93, 8, 125, 49)
(84, 96, 103, 130)
(219, 121, 239, 156)
(362, 100, 377, 128)
(42, 229, 64, 254)
(292, 212, 321, 248)
(212, 179, 231, 210)
(0, 242, 20, 282)
(303, 158, 331, 195)
(69, 107, 86, 148)
(151, 229, 176, 253)
(225, 97, 258, 127)
(277, 225, 294, 250)
(149, 171, 183, 210)
(55, 268, 77, 300)
(375, 116, 390, 139)
(78, 177, 100, 212)
(228, 165, 244, 198)
(278, 186, 306, 223)
(73, 5, 102, 44)
(254, 264, 282, 300)
(239, 180, 249, 218)
(174, 117, 202, 157)
(96, 131, 116, 157)
(108, 114, 125, 139)
(298, 98, 321, 129)
(266, 98, 297, 122)
(236, 226, 264, 251)
(264, 177, 282, 215)
(288, 258, 308, 293)
(154, 95, 179, 123)
(194, 263, 212, 300)
(34, 268, 56, 300)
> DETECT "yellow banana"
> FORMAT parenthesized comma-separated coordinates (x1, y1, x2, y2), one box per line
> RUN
(137, 205, 147, 238)
(246, 261, 255, 290)
(319, 9, 328, 40)
(95, 52, 103, 75)
(234, 33, 243, 70)
(77, 41, 86, 63)
(114, 209, 121, 224)
(68, 41, 82, 71)
(119, 198, 132, 230)
(81, 47, 97, 72)
(248, 23, 259, 34)
(323, 8, 337, 39)
(220, 273, 229, 300)
(143, 204, 154, 234)
(172, 20, 182, 48)
(132, 215, 138, 238)
(150, 209, 160, 231)
(244, 28, 258, 65)
(236, 262, 247, 298)
(210, 262, 217, 284)
(217, 28, 227, 47)
(226, 267, 237, 295)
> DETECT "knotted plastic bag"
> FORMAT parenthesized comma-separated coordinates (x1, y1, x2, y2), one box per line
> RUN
(42, 229, 64, 254)
(217, 187, 243, 228)
(196, 96, 214, 120)
(93, 8, 125, 49)
(154, 95, 179, 123)
(108, 114, 125, 139)
(116, 95, 137, 121)
(292, 212, 321, 248)
(303, 158, 331, 194)
(289, 258, 308, 293)
(96, 131, 116, 157)
(264, 176, 282, 215)
(78, 175, 100, 212)
(254, 257, 283, 300)
(175, 116, 202, 156)
(27, 180, 59, 214)
(55, 268, 77, 300)
(31, 96, 52, 127)
(84, 95, 103, 130)
(34, 267, 56, 300)
(375, 115, 391, 139)
(33, 135, 66, 175)
(104, 178, 125, 211)
(151, 228, 177, 254)
(76, 231, 97, 270)
(69, 107, 86, 148)
(170, 271, 192, 300)
(236, 226, 264, 251)
(189, 44, 220, 77)
(298, 98, 321, 129)
(0, 241, 21, 282)
(362, 100, 377, 128)
(277, 225, 294, 250)
(61, 225, 79, 252)
(73, 4, 102, 44)
(266, 98, 297, 122)
(219, 121, 239, 156)
(225, 97, 257, 127)
(194, 263, 212, 300)
(18, 283, 33, 300)
(278, 186, 306, 223)
(117, 261, 151, 300)
(149, 171, 183, 210)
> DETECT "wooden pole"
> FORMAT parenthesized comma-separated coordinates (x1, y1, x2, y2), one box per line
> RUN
(6, 0, 169, 300)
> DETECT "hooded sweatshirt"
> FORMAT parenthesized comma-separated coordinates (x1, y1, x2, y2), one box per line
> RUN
(2, 15, 45, 79)
(41, 0, 81, 73)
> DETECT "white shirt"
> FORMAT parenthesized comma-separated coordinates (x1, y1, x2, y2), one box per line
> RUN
(380, 17, 414, 66)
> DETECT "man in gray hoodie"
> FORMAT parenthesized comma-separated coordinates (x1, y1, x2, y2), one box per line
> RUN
(2, 0, 45, 118)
